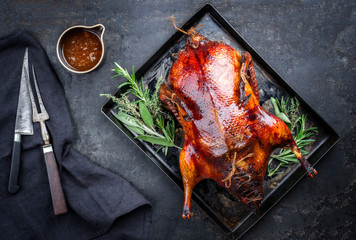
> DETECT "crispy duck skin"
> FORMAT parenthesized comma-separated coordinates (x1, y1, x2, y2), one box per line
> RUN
(159, 31, 317, 219)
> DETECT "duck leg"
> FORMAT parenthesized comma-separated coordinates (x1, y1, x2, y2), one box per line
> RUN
(271, 118, 318, 178)
(179, 144, 204, 219)
(289, 143, 318, 178)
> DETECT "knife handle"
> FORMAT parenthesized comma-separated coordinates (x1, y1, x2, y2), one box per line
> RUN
(43, 144, 68, 215)
(8, 133, 22, 194)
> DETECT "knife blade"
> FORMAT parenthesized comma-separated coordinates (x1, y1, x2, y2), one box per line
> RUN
(8, 48, 33, 194)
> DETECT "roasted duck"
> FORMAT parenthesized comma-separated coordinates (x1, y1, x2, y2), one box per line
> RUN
(159, 28, 317, 219)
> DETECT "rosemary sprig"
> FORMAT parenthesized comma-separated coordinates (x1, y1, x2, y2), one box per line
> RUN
(267, 97, 318, 177)
(112, 63, 150, 103)
(101, 63, 180, 155)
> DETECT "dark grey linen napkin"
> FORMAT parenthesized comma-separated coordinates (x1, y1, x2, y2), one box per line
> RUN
(0, 30, 152, 240)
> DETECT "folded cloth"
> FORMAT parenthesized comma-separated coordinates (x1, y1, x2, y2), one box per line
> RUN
(0, 30, 152, 240)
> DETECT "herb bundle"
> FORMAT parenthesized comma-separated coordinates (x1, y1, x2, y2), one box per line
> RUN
(267, 97, 318, 177)
(101, 63, 180, 155)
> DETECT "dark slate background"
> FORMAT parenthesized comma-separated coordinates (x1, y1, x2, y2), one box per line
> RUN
(1, 1, 355, 239)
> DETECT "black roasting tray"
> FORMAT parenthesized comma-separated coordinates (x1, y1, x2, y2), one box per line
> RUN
(102, 3, 339, 239)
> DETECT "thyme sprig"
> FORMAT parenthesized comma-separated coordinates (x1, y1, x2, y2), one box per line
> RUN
(267, 97, 318, 177)
(101, 63, 180, 155)
(271, 96, 300, 130)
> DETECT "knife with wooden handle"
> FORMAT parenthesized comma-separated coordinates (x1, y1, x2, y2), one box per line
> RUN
(8, 48, 33, 194)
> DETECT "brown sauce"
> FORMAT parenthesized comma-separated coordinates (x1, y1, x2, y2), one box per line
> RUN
(61, 29, 102, 71)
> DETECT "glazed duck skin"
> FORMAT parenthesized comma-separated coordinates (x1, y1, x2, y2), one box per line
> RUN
(159, 31, 317, 219)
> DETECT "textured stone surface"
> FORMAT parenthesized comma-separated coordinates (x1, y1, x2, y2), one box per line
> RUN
(1, 0, 355, 239)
